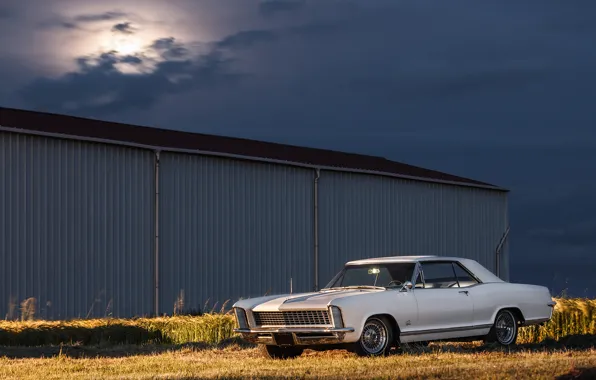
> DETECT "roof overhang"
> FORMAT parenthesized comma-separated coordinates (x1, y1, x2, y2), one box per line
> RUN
(0, 107, 509, 192)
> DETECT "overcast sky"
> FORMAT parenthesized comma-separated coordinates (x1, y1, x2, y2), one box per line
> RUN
(1, 0, 595, 297)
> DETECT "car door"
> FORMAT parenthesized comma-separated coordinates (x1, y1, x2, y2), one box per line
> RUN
(410, 261, 474, 339)
(451, 261, 489, 327)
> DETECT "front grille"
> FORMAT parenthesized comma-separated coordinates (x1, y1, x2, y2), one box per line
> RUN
(253, 310, 331, 326)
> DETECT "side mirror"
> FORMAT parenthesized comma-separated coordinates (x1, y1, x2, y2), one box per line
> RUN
(401, 281, 413, 292)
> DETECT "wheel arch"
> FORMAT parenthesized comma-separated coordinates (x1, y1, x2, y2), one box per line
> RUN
(365, 313, 401, 344)
(490, 305, 526, 325)
(485, 306, 523, 346)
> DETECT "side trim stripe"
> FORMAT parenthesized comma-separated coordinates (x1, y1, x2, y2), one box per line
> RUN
(400, 324, 493, 337)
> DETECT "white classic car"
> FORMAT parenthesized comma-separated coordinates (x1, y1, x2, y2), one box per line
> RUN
(232, 255, 556, 358)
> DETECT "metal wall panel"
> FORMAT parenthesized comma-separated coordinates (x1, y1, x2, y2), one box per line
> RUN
(1, 129, 509, 320)
(0, 132, 155, 319)
(158, 153, 314, 315)
(318, 171, 509, 286)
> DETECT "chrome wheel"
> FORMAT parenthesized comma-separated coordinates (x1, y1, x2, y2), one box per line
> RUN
(360, 318, 389, 355)
(493, 310, 518, 345)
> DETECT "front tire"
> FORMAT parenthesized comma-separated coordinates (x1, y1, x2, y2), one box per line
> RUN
(485, 309, 518, 346)
(259, 344, 304, 359)
(353, 316, 394, 356)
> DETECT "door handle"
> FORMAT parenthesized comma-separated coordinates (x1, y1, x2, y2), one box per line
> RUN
(459, 290, 468, 295)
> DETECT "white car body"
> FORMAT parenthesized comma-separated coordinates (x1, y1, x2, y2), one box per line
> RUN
(233, 256, 556, 356)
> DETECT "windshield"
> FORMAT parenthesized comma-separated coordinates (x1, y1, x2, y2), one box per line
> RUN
(323, 262, 416, 289)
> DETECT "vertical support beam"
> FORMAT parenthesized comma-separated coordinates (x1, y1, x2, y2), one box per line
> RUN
(154, 150, 160, 316)
(314, 169, 320, 291)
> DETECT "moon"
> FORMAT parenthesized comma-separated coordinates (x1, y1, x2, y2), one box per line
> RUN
(97, 28, 145, 56)
(108, 35, 144, 56)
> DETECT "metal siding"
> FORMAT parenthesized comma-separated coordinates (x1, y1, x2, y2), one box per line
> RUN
(158, 153, 313, 314)
(0, 132, 154, 319)
(318, 171, 508, 286)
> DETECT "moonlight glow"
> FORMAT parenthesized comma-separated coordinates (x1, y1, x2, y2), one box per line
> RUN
(99, 33, 145, 56)
(38, 2, 213, 75)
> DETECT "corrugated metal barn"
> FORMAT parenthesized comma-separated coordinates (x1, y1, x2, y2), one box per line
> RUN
(0, 107, 509, 320)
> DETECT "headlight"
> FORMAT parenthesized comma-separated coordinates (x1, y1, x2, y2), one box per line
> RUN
(234, 307, 249, 329)
(329, 305, 344, 328)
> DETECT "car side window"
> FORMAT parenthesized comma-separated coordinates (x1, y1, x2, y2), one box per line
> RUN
(419, 262, 459, 289)
(453, 263, 479, 287)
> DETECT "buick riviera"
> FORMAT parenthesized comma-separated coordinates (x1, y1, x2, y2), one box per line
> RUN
(232, 256, 556, 358)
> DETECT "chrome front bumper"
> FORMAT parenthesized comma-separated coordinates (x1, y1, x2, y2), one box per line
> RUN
(234, 326, 355, 346)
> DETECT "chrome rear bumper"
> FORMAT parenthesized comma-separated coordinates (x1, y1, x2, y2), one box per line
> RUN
(234, 327, 354, 346)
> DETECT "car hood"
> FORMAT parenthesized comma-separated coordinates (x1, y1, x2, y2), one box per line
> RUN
(251, 288, 383, 311)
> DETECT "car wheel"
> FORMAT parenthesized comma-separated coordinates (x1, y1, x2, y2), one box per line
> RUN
(259, 344, 304, 359)
(353, 316, 394, 356)
(485, 309, 518, 346)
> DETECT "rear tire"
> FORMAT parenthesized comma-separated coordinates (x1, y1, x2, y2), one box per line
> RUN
(259, 344, 304, 359)
(353, 316, 394, 356)
(484, 309, 518, 346)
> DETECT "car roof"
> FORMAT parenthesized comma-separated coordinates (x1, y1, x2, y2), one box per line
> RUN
(346, 255, 459, 265)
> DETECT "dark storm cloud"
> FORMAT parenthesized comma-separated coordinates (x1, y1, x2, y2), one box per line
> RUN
(74, 11, 129, 23)
(258, 0, 305, 16)
(150, 38, 189, 59)
(19, 40, 242, 114)
(27, 0, 596, 122)
(111, 22, 135, 34)
(19, 22, 288, 115)
(40, 10, 131, 30)
(119, 55, 143, 65)
(215, 23, 340, 50)
(216, 30, 277, 49)
(16, 21, 342, 117)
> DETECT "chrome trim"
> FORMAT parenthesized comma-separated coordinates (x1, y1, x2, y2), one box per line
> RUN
(414, 260, 483, 289)
(329, 305, 344, 328)
(246, 310, 257, 328)
(252, 310, 332, 326)
(234, 327, 354, 334)
(235, 327, 355, 346)
(400, 324, 492, 337)
(233, 307, 249, 329)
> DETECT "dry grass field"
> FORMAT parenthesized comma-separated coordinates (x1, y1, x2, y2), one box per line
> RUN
(0, 341, 595, 379)
(0, 297, 594, 379)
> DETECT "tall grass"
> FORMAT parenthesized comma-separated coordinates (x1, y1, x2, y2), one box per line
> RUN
(517, 297, 596, 344)
(0, 297, 594, 347)
(0, 313, 236, 346)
